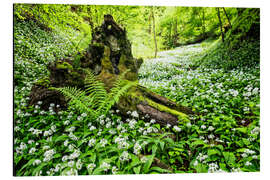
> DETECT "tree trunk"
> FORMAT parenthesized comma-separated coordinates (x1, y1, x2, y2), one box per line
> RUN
(222, 7, 232, 29)
(217, 8, 225, 42)
(29, 14, 195, 126)
(151, 7, 158, 58)
(148, 14, 152, 34)
(202, 8, 206, 39)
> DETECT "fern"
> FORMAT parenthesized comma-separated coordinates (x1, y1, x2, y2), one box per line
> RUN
(52, 70, 135, 122)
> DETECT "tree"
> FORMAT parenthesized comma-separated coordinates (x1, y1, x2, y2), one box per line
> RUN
(217, 8, 225, 42)
(151, 7, 158, 58)
(222, 7, 232, 29)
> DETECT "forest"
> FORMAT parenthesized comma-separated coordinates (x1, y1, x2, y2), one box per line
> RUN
(13, 4, 260, 176)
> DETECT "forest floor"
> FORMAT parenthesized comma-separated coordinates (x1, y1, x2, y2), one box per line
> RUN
(14, 39, 260, 175)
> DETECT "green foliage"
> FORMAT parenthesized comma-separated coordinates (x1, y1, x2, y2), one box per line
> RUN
(13, 4, 260, 176)
(52, 70, 135, 121)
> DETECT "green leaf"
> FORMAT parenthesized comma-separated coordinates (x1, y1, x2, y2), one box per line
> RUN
(32, 163, 47, 176)
(143, 155, 155, 173)
(208, 148, 221, 156)
(194, 163, 208, 173)
(133, 166, 141, 174)
(160, 141, 165, 151)
(191, 140, 205, 148)
(223, 152, 236, 167)
(150, 166, 171, 173)
(236, 127, 247, 134)
(152, 144, 158, 154)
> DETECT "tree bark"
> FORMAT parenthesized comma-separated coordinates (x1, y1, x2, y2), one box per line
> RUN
(202, 8, 206, 39)
(217, 8, 225, 42)
(222, 7, 232, 29)
(151, 7, 158, 58)
(29, 14, 195, 126)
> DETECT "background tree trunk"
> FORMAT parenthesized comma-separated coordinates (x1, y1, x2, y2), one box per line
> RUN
(217, 8, 225, 42)
(222, 7, 232, 29)
(151, 7, 158, 58)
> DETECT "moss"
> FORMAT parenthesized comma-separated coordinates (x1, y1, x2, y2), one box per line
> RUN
(131, 92, 189, 121)
(36, 77, 51, 87)
(56, 61, 73, 70)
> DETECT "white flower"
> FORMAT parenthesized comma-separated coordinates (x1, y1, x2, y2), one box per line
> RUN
(43, 145, 50, 150)
(245, 161, 252, 166)
(251, 154, 258, 159)
(100, 162, 111, 172)
(140, 156, 148, 163)
(173, 125, 181, 132)
(76, 159, 82, 170)
(208, 162, 219, 173)
(14, 126, 20, 132)
(28, 140, 34, 144)
(89, 126, 96, 131)
(51, 125, 56, 132)
(208, 134, 215, 139)
(129, 119, 137, 129)
(100, 138, 108, 147)
(43, 149, 56, 162)
(33, 159, 41, 166)
(88, 138, 96, 147)
(100, 120, 105, 125)
(131, 111, 139, 118)
(114, 136, 129, 149)
(244, 149, 256, 155)
(54, 164, 61, 172)
(69, 132, 78, 141)
(29, 147, 36, 154)
(66, 126, 75, 132)
(64, 140, 69, 147)
(33, 129, 42, 136)
(105, 122, 112, 128)
(69, 149, 81, 159)
(196, 153, 208, 163)
(231, 167, 242, 172)
(201, 125, 206, 129)
(112, 166, 118, 174)
(166, 124, 171, 128)
(133, 142, 142, 155)
(87, 163, 96, 172)
(193, 160, 198, 166)
(186, 122, 192, 128)
(81, 113, 87, 117)
(109, 129, 116, 135)
(61, 168, 78, 176)
(68, 161, 75, 167)
(62, 155, 68, 162)
(68, 144, 75, 151)
(208, 126, 215, 131)
(150, 119, 156, 124)
(251, 127, 260, 135)
(43, 130, 52, 137)
(64, 120, 70, 125)
(145, 123, 150, 127)
(119, 151, 130, 162)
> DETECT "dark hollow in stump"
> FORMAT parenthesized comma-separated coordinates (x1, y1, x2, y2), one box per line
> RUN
(29, 14, 196, 125)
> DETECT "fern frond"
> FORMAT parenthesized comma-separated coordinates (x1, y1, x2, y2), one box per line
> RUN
(98, 80, 136, 115)
(51, 87, 97, 118)
(84, 70, 107, 108)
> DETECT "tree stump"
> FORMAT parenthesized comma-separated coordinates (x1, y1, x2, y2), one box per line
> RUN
(29, 14, 195, 125)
